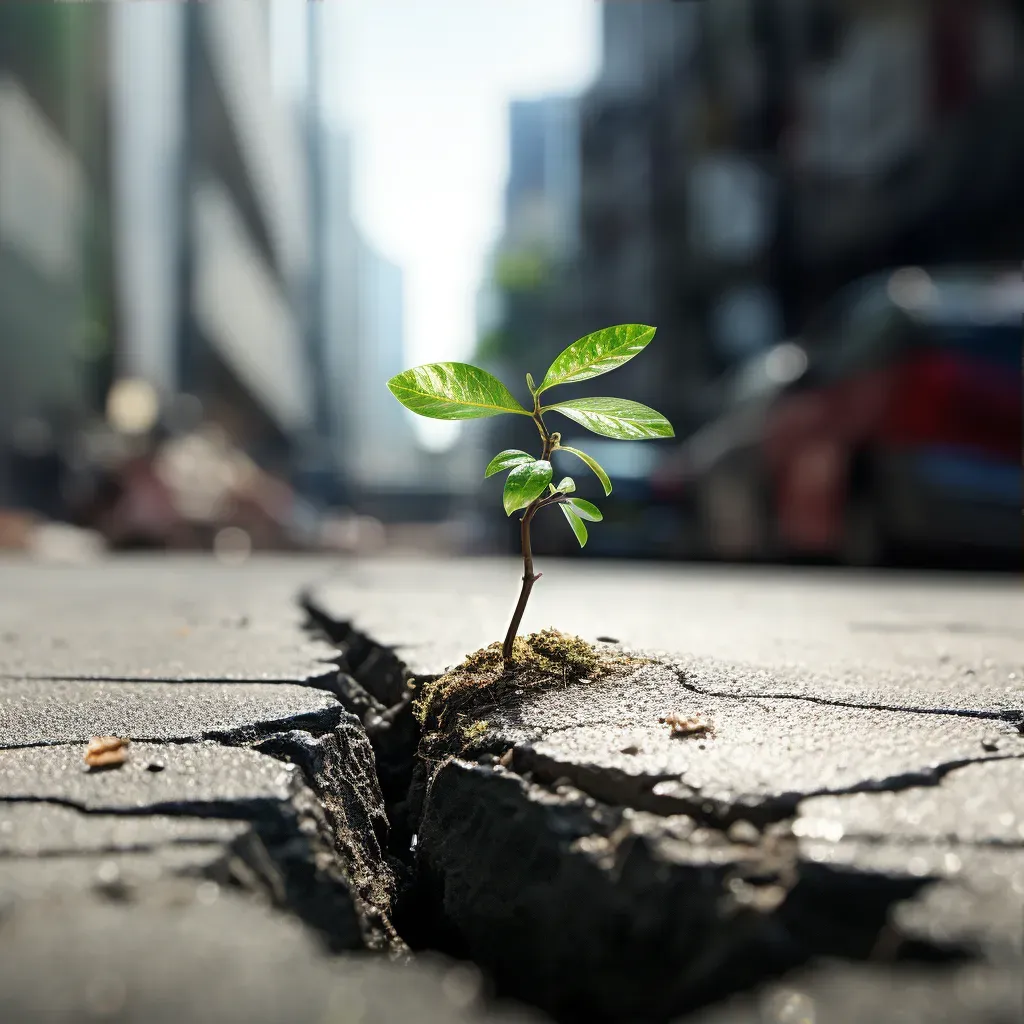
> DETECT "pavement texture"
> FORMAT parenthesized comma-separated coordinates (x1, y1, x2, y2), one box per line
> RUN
(2, 555, 1022, 1023)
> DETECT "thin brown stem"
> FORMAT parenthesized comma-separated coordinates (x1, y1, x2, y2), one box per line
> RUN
(502, 407, 556, 664)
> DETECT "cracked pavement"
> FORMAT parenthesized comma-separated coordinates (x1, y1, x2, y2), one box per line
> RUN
(312, 558, 1024, 1022)
(1, 556, 1022, 1022)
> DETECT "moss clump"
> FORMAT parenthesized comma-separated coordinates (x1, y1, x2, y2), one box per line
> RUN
(459, 719, 490, 744)
(414, 628, 608, 735)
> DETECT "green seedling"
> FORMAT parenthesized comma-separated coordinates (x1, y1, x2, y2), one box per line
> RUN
(388, 324, 674, 664)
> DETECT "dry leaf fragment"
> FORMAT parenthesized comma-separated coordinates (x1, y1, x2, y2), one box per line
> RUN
(658, 713, 713, 738)
(84, 736, 130, 769)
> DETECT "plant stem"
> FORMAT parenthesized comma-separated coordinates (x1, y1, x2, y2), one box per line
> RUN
(503, 501, 540, 663)
(503, 401, 560, 665)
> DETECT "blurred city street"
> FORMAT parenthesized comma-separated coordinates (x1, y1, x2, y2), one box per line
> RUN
(0, 0, 1021, 1021)
(0, 0, 1020, 567)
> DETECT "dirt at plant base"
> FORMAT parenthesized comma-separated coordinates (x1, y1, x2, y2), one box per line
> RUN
(414, 629, 635, 744)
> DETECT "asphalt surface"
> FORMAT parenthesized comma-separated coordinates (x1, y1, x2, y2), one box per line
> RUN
(1, 555, 1021, 1022)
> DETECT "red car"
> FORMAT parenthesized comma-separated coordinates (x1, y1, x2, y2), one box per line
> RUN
(682, 268, 1022, 566)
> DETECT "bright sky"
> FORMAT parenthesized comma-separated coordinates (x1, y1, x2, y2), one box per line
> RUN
(321, 0, 600, 448)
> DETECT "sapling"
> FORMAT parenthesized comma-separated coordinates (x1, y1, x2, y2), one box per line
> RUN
(387, 324, 674, 665)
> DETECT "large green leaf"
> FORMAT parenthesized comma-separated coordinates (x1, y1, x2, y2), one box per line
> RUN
(485, 450, 535, 478)
(557, 446, 613, 496)
(539, 324, 656, 392)
(545, 398, 674, 441)
(388, 363, 529, 420)
(566, 497, 603, 522)
(503, 460, 552, 516)
(560, 504, 588, 548)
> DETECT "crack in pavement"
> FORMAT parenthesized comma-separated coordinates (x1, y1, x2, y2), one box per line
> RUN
(665, 662, 1024, 725)
(516, 744, 1024, 829)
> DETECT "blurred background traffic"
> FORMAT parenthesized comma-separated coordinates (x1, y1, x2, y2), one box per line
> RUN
(0, 0, 1020, 567)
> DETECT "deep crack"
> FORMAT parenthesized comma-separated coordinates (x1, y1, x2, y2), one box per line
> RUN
(296, 600, 1008, 1022)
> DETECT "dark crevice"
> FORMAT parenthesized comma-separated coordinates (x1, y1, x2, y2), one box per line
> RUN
(300, 592, 427, 863)
(296, 603, 1000, 1022)
(412, 759, 974, 1023)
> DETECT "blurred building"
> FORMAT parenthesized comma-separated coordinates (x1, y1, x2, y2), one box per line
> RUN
(0, 5, 107, 514)
(116, 1, 315, 467)
(0, 1, 329, 521)
(321, 129, 418, 508)
(476, 94, 584, 404)
(571, 0, 1023, 437)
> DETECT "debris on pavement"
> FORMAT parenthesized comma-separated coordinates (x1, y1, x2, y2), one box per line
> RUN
(84, 736, 130, 769)
(658, 711, 714, 737)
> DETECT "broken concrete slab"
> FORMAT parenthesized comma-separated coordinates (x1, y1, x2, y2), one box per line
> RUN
(0, 848, 248, 907)
(798, 841, 1024, 965)
(0, 740, 394, 951)
(477, 660, 1024, 824)
(795, 757, 1024, 846)
(792, 759, 1024, 966)
(416, 757, 963, 1022)
(0, 888, 541, 1024)
(0, 740, 305, 813)
(0, 800, 247, 855)
(307, 560, 1024, 714)
(0, 678, 342, 748)
(410, 655, 1024, 1021)
(0, 557, 337, 682)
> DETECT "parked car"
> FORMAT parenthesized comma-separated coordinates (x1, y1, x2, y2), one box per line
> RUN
(653, 340, 809, 560)
(671, 267, 1022, 566)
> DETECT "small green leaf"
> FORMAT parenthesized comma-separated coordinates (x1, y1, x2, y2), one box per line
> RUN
(566, 497, 603, 522)
(560, 504, 588, 548)
(539, 324, 656, 392)
(526, 372, 537, 393)
(503, 460, 552, 515)
(557, 446, 613, 496)
(485, 450, 535, 478)
(388, 363, 529, 420)
(545, 398, 674, 441)
(555, 476, 576, 494)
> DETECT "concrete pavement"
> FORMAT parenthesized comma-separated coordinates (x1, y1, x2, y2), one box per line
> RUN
(1, 555, 1022, 1022)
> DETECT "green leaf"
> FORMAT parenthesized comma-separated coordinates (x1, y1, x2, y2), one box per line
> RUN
(566, 497, 603, 522)
(503, 460, 552, 516)
(485, 450, 535, 478)
(526, 372, 537, 394)
(554, 476, 576, 494)
(388, 363, 529, 420)
(557, 446, 613, 496)
(539, 324, 656, 392)
(560, 504, 588, 548)
(545, 398, 675, 441)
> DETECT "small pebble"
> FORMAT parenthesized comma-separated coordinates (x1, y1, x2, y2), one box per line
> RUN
(84, 736, 129, 770)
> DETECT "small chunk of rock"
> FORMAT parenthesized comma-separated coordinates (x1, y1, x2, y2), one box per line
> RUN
(658, 712, 714, 738)
(84, 736, 130, 770)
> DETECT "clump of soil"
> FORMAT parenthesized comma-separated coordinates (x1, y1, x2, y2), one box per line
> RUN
(415, 628, 615, 738)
